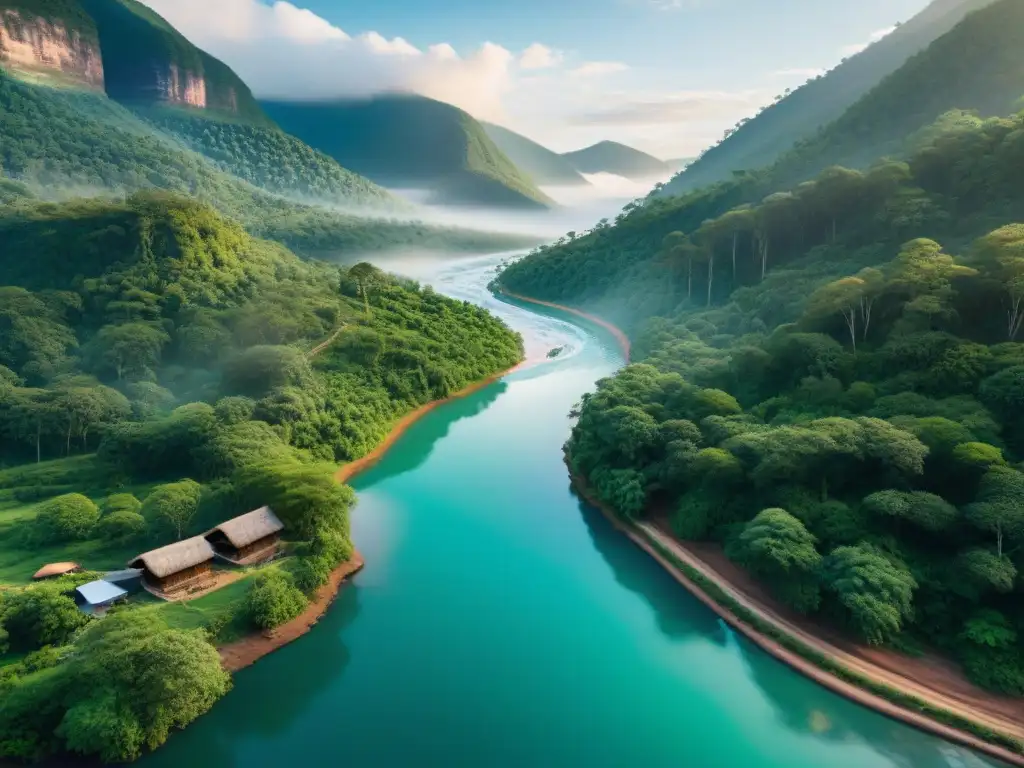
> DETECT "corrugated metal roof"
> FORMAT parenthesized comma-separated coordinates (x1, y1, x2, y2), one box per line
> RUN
(103, 568, 143, 583)
(76, 580, 128, 606)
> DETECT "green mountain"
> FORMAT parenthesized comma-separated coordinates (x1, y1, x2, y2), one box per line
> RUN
(561, 141, 670, 180)
(0, 69, 533, 256)
(135, 106, 397, 208)
(765, 0, 1024, 188)
(262, 95, 555, 210)
(481, 122, 589, 187)
(662, 0, 999, 197)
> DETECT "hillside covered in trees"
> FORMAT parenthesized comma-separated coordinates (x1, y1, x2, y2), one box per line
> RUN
(482, 122, 589, 187)
(562, 141, 669, 180)
(262, 95, 555, 210)
(497, 36, 1024, 693)
(0, 192, 523, 761)
(661, 0, 999, 196)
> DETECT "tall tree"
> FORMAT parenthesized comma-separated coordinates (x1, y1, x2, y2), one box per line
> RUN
(973, 224, 1024, 340)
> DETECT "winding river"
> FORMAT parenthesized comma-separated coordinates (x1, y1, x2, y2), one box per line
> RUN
(141, 253, 1002, 768)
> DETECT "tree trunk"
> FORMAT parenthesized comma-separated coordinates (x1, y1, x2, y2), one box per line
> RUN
(731, 231, 738, 278)
(842, 308, 857, 352)
(998, 522, 1004, 558)
(707, 255, 714, 306)
(861, 298, 873, 341)
(1008, 296, 1023, 341)
(761, 237, 769, 280)
(66, 422, 72, 457)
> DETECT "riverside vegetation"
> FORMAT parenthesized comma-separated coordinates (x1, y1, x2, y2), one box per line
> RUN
(497, 0, 1024, 709)
(0, 192, 523, 762)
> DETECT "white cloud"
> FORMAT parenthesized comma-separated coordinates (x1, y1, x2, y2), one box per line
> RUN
(140, 0, 518, 119)
(840, 26, 896, 57)
(137, 0, 767, 160)
(569, 61, 629, 78)
(519, 43, 562, 70)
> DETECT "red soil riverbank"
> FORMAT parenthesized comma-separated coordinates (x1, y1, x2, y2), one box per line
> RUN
(336, 362, 523, 484)
(496, 289, 631, 362)
(219, 551, 365, 673)
(570, 468, 1024, 766)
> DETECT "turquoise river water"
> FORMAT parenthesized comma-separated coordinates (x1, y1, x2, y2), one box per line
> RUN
(142, 253, 1003, 768)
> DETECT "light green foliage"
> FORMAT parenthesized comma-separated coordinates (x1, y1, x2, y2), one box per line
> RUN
(97, 510, 147, 543)
(822, 546, 917, 645)
(245, 568, 308, 630)
(31, 494, 100, 545)
(140, 479, 202, 541)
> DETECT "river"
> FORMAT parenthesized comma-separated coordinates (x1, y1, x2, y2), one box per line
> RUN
(140, 252, 1002, 768)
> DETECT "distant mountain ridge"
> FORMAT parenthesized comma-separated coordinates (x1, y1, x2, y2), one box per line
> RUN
(660, 0, 1000, 197)
(482, 122, 589, 187)
(262, 95, 555, 210)
(562, 141, 670, 180)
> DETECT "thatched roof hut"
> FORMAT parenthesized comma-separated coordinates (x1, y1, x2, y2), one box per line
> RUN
(32, 562, 82, 580)
(129, 536, 215, 593)
(205, 506, 284, 564)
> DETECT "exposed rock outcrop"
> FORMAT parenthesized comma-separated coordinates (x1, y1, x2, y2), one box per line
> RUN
(0, 10, 103, 89)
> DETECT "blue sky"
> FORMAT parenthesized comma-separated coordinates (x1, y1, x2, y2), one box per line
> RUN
(144, 0, 933, 159)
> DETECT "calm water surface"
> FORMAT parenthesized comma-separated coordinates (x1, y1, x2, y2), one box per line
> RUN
(142, 254, 1002, 768)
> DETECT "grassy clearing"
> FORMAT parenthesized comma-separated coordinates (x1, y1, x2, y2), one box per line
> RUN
(156, 572, 259, 644)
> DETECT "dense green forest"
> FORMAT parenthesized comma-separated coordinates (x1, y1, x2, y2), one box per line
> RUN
(661, 0, 998, 197)
(261, 94, 555, 210)
(499, 87, 1024, 692)
(561, 141, 669, 180)
(482, 122, 589, 187)
(136, 107, 399, 208)
(0, 193, 523, 761)
(0, 71, 532, 256)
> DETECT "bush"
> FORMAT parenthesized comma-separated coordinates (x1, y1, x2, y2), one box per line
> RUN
(245, 569, 308, 630)
(101, 493, 141, 516)
(96, 510, 147, 543)
(32, 494, 100, 544)
(0, 584, 91, 652)
(291, 555, 332, 593)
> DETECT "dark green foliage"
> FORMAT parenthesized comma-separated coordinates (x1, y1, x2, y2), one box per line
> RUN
(0, 610, 231, 762)
(727, 508, 822, 612)
(244, 568, 308, 630)
(261, 94, 554, 209)
(821, 546, 917, 645)
(0, 579, 90, 652)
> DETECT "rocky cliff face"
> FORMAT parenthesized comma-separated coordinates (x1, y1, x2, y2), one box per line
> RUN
(0, 10, 103, 89)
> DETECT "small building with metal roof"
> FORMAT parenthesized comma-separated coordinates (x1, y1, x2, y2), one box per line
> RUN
(205, 506, 284, 565)
(75, 580, 127, 614)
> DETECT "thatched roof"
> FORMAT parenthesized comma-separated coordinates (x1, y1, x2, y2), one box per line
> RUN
(206, 506, 284, 549)
(129, 536, 214, 578)
(32, 562, 82, 580)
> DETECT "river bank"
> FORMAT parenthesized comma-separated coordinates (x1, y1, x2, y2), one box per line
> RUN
(495, 289, 632, 362)
(218, 552, 366, 672)
(568, 463, 1024, 765)
(336, 362, 523, 484)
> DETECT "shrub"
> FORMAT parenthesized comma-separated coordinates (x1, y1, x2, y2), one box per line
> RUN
(0, 584, 91, 652)
(97, 511, 147, 543)
(245, 569, 308, 630)
(101, 493, 141, 517)
(32, 494, 100, 544)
